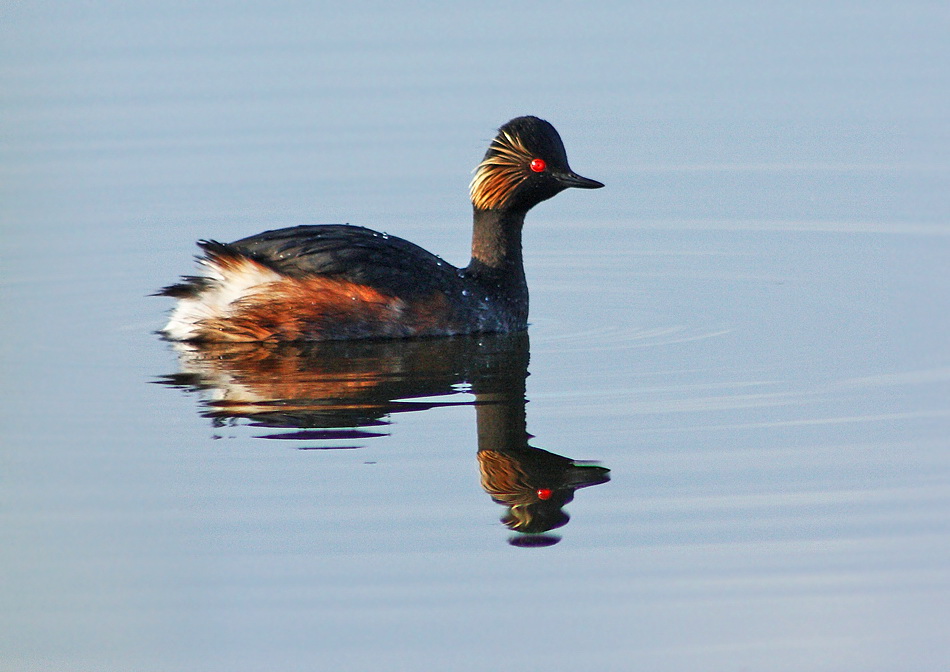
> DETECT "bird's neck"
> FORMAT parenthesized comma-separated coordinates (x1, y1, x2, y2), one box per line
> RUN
(468, 207, 526, 273)
(465, 207, 529, 328)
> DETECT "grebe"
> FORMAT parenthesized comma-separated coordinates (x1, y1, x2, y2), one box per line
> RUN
(159, 116, 603, 342)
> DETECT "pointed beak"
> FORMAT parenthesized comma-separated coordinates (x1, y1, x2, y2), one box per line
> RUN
(557, 171, 604, 190)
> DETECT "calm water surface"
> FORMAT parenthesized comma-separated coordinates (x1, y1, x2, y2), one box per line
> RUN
(2, 2, 949, 671)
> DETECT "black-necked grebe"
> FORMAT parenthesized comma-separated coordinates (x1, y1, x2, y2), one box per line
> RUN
(159, 116, 603, 342)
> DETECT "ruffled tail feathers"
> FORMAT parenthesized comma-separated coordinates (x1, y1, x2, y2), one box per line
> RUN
(158, 243, 284, 341)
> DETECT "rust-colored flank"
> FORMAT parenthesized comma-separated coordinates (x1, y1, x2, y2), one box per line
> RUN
(199, 271, 456, 342)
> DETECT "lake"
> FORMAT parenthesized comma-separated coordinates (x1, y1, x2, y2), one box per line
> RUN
(2, 2, 948, 670)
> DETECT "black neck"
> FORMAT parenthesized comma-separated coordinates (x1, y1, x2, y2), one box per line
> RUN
(468, 207, 526, 272)
(464, 207, 530, 328)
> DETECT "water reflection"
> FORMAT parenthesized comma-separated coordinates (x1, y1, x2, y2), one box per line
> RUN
(157, 332, 609, 544)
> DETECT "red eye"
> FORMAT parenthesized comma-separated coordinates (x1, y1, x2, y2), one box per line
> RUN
(536, 488, 553, 500)
(529, 158, 546, 173)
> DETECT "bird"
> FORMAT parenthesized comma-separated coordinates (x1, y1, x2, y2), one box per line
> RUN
(158, 116, 603, 342)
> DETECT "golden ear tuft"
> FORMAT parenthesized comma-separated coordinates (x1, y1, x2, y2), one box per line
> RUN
(469, 131, 534, 210)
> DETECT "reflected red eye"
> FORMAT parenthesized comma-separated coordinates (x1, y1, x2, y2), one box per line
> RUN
(529, 158, 546, 173)
(536, 488, 553, 500)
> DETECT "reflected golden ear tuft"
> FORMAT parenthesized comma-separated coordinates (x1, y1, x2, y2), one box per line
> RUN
(469, 131, 534, 210)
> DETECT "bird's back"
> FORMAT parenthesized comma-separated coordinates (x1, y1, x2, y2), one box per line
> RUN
(225, 225, 460, 298)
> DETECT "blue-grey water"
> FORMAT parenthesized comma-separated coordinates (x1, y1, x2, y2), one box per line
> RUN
(2, 2, 949, 670)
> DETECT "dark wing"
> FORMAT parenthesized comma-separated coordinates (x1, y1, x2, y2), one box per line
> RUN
(225, 224, 463, 298)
